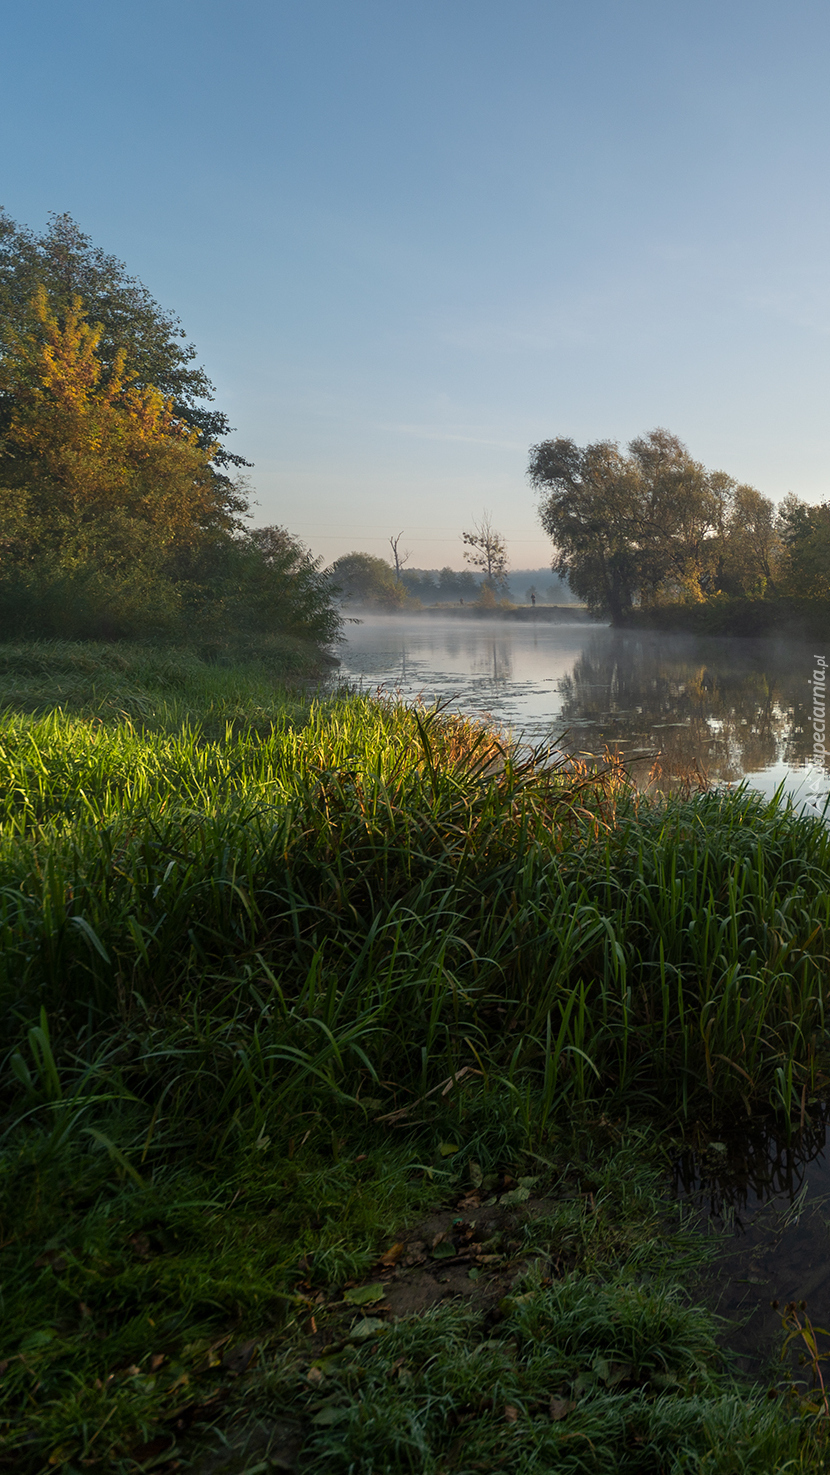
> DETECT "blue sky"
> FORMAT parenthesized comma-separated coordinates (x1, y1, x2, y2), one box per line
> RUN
(3, 0, 830, 568)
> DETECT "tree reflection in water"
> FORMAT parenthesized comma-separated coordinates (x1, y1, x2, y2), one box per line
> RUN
(556, 631, 822, 788)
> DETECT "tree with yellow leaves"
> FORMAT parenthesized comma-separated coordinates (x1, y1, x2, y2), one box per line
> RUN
(0, 287, 243, 637)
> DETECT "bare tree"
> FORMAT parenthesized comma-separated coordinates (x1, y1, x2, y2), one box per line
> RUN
(462, 512, 509, 590)
(389, 531, 411, 582)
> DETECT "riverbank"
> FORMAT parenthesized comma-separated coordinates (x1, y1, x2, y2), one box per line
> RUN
(621, 595, 830, 641)
(420, 603, 595, 622)
(2, 643, 830, 1470)
(351, 602, 595, 622)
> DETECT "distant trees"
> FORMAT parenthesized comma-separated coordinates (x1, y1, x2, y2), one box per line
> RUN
(400, 567, 481, 603)
(330, 552, 408, 609)
(462, 512, 509, 592)
(528, 429, 782, 621)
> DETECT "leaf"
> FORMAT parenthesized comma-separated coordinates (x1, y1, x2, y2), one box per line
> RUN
(499, 1186, 531, 1207)
(379, 1242, 404, 1267)
(607, 1361, 633, 1387)
(468, 1159, 484, 1187)
(70, 916, 110, 963)
(348, 1317, 386, 1342)
(549, 1396, 574, 1421)
(432, 1242, 456, 1260)
(343, 1283, 385, 1306)
(438, 1141, 459, 1157)
(504, 1404, 519, 1422)
(467, 1267, 480, 1281)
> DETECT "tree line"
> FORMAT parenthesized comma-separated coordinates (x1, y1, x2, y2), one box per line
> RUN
(529, 428, 829, 624)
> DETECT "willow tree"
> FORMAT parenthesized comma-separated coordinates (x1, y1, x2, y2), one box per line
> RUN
(529, 428, 778, 620)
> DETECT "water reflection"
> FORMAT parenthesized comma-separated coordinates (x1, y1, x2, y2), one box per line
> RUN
(338, 616, 830, 806)
(557, 631, 819, 789)
(675, 1116, 830, 1375)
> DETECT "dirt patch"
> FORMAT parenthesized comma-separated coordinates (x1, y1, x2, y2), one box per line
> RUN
(296, 1172, 578, 1355)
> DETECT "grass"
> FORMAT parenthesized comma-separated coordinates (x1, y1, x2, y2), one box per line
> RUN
(1, 640, 830, 1471)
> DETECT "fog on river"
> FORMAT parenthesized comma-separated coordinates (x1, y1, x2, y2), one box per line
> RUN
(337, 614, 830, 813)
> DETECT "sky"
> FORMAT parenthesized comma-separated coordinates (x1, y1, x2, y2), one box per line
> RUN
(2, 0, 830, 569)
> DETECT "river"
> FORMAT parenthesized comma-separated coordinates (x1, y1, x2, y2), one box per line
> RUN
(338, 612, 830, 812)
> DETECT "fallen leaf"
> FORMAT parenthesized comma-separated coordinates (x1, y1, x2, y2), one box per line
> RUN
(431, 1242, 456, 1260)
(222, 1340, 257, 1374)
(150, 1353, 165, 1372)
(499, 1187, 531, 1207)
(348, 1317, 386, 1342)
(457, 1193, 481, 1211)
(549, 1396, 574, 1421)
(343, 1283, 386, 1306)
(504, 1404, 519, 1422)
(468, 1159, 484, 1188)
(438, 1141, 459, 1157)
(607, 1361, 633, 1387)
(379, 1242, 405, 1267)
(306, 1367, 324, 1386)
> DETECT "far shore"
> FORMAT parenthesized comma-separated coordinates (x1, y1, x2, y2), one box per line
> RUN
(347, 603, 597, 622)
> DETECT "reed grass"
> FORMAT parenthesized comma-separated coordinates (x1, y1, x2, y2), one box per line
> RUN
(0, 655, 827, 1122)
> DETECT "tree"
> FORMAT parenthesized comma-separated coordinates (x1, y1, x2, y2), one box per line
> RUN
(462, 512, 509, 591)
(329, 552, 408, 609)
(528, 429, 777, 620)
(777, 495, 830, 599)
(0, 209, 248, 470)
(527, 437, 641, 621)
(389, 531, 411, 582)
(717, 483, 781, 596)
(221, 526, 342, 645)
(0, 286, 239, 637)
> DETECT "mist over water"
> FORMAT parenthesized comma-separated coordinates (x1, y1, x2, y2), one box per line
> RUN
(338, 614, 830, 812)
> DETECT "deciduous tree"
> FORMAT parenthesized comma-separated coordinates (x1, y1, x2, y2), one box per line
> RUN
(0, 209, 247, 468)
(528, 429, 778, 619)
(462, 512, 509, 591)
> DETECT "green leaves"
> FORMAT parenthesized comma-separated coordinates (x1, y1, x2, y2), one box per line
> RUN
(342, 1284, 385, 1307)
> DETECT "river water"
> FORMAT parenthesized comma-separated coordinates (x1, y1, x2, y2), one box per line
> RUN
(339, 612, 830, 811)
(340, 613, 830, 1376)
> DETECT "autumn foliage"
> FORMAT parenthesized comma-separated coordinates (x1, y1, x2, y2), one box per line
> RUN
(0, 282, 337, 647)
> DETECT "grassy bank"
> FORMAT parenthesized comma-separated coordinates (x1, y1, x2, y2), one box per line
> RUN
(2, 642, 830, 1471)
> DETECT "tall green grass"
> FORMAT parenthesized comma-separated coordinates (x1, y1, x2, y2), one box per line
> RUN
(1, 676, 828, 1124)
